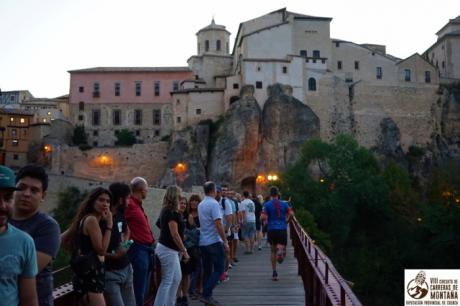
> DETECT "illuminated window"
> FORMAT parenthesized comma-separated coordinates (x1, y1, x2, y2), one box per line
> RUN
(10, 117, 14, 122)
(47, 112, 51, 116)
(20, 118, 25, 123)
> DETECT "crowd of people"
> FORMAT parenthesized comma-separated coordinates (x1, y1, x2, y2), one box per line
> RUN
(0, 163, 293, 306)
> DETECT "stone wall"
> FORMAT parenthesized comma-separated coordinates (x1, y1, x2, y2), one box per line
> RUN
(50, 143, 169, 185)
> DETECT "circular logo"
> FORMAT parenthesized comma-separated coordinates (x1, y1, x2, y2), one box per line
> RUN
(407, 271, 429, 299)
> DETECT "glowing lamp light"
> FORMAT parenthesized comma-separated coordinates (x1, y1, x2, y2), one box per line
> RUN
(417, 217, 422, 222)
(456, 198, 460, 204)
(256, 175, 266, 184)
(174, 162, 187, 173)
(267, 175, 273, 181)
(97, 154, 112, 166)
(320, 178, 325, 183)
(43, 145, 52, 153)
(272, 175, 278, 181)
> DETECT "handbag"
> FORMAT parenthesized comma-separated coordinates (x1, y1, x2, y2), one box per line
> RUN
(70, 216, 103, 278)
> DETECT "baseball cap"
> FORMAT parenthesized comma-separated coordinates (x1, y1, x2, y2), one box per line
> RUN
(0, 166, 17, 190)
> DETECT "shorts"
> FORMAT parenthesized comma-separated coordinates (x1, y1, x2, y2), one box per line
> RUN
(267, 229, 287, 246)
(241, 222, 256, 240)
(256, 220, 261, 231)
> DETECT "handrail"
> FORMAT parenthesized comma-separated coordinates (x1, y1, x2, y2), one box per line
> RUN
(290, 216, 362, 306)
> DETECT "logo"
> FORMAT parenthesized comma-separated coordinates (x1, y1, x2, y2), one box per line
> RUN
(407, 271, 429, 299)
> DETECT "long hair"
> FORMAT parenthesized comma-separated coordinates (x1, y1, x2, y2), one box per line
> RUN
(162, 185, 181, 212)
(187, 194, 201, 214)
(66, 187, 112, 252)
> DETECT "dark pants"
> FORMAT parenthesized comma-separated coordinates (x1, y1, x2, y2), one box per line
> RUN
(128, 242, 154, 306)
(200, 242, 225, 298)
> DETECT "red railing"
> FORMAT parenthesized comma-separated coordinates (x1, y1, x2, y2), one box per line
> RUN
(290, 217, 362, 306)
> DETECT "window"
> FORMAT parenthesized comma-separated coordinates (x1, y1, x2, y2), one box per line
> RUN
(337, 61, 342, 70)
(196, 109, 202, 115)
(154, 130, 160, 137)
(425, 71, 431, 83)
(335, 42, 340, 47)
(12, 139, 19, 146)
(173, 81, 179, 92)
(154, 81, 160, 96)
(78, 115, 83, 121)
(404, 69, 411, 82)
(93, 83, 100, 97)
(134, 109, 142, 125)
(256, 81, 263, 89)
(308, 78, 317, 91)
(11, 129, 17, 137)
(176, 99, 180, 104)
(442, 61, 445, 69)
(282, 66, 288, 74)
(92, 110, 100, 126)
(205, 40, 209, 52)
(313, 50, 320, 58)
(257, 66, 261, 72)
(79, 86, 84, 93)
(153, 109, 161, 125)
(300, 50, 307, 57)
(10, 117, 14, 122)
(177, 116, 181, 123)
(135, 82, 141, 96)
(376, 67, 383, 79)
(113, 110, 121, 125)
(216, 40, 221, 51)
(93, 141, 98, 147)
(354, 61, 360, 70)
(115, 83, 120, 96)
(13, 154, 18, 160)
(135, 130, 140, 136)
(79, 101, 84, 111)
(20, 118, 25, 123)
(93, 130, 98, 136)
(233, 83, 239, 89)
(10, 96, 15, 102)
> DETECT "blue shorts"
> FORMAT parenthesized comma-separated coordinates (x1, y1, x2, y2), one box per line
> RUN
(241, 222, 256, 239)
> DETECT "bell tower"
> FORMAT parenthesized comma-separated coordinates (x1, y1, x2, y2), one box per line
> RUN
(196, 18, 231, 56)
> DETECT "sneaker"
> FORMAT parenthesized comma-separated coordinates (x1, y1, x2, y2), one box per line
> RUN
(219, 271, 229, 282)
(233, 257, 239, 263)
(182, 296, 189, 306)
(258, 246, 262, 251)
(200, 295, 220, 306)
(272, 270, 279, 281)
(228, 263, 233, 269)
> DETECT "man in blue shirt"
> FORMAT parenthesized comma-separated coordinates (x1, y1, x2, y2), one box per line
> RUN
(198, 181, 229, 306)
(260, 186, 293, 281)
(10, 165, 60, 306)
(0, 165, 38, 306)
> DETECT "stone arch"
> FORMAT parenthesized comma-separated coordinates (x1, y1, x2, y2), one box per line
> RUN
(241, 176, 256, 194)
(229, 96, 240, 105)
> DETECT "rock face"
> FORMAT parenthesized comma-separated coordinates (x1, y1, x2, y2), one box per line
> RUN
(208, 85, 262, 186)
(372, 117, 407, 166)
(260, 84, 320, 172)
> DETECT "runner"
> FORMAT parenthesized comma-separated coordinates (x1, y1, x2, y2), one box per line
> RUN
(260, 186, 293, 281)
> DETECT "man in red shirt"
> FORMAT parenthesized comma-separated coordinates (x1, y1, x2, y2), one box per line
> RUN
(125, 177, 155, 306)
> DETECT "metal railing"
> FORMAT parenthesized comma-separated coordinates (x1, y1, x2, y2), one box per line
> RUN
(290, 217, 362, 306)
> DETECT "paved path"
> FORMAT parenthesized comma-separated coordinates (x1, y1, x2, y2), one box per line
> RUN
(189, 236, 304, 306)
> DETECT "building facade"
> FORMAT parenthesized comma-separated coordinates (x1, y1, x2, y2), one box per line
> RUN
(0, 109, 33, 168)
(0, 90, 33, 106)
(68, 67, 193, 146)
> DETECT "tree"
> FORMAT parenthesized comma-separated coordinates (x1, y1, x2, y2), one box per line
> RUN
(116, 129, 136, 146)
(72, 125, 88, 146)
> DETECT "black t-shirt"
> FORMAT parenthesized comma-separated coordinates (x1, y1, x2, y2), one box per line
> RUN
(254, 198, 263, 221)
(158, 209, 184, 251)
(105, 212, 130, 270)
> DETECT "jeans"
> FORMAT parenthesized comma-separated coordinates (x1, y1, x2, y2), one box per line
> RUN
(104, 264, 136, 306)
(128, 242, 154, 306)
(200, 242, 225, 298)
(153, 243, 181, 306)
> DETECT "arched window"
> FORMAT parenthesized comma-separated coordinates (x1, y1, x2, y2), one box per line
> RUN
(205, 40, 209, 52)
(308, 78, 317, 91)
(216, 40, 221, 51)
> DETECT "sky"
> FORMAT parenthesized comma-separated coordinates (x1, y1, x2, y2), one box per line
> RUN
(0, 0, 458, 98)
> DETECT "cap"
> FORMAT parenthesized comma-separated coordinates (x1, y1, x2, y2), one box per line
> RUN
(0, 166, 17, 189)
(216, 184, 222, 192)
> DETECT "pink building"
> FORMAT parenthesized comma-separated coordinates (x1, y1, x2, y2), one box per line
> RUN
(68, 67, 193, 146)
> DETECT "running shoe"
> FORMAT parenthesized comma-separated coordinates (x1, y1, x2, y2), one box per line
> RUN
(199, 295, 220, 306)
(272, 270, 279, 281)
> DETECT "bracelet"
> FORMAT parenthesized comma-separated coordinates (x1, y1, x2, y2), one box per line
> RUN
(105, 227, 113, 231)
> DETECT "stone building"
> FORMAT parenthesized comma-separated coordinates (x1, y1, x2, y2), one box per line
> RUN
(424, 15, 460, 81)
(0, 90, 33, 106)
(68, 67, 193, 146)
(0, 109, 34, 168)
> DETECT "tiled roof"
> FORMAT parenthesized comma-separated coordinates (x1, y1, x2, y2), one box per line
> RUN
(197, 18, 230, 34)
(0, 108, 34, 116)
(68, 67, 191, 73)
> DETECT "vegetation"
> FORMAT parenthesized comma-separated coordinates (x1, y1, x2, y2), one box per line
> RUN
(280, 135, 460, 305)
(72, 125, 88, 146)
(115, 129, 136, 146)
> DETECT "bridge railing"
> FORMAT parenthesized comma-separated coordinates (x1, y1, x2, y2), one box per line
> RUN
(290, 216, 362, 306)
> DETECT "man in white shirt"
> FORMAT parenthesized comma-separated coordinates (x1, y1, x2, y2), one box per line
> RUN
(240, 191, 257, 254)
(198, 182, 230, 306)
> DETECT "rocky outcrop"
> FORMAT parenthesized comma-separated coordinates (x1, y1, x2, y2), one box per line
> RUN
(208, 85, 262, 186)
(260, 84, 320, 172)
(371, 117, 407, 167)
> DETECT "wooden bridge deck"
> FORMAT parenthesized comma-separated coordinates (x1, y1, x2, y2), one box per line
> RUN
(190, 235, 304, 306)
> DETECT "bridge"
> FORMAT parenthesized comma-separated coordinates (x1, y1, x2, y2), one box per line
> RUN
(53, 217, 362, 306)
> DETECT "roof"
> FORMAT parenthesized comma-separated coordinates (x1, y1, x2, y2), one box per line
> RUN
(196, 18, 230, 35)
(68, 67, 192, 73)
(172, 88, 225, 94)
(0, 108, 34, 116)
(436, 15, 460, 36)
(396, 53, 436, 69)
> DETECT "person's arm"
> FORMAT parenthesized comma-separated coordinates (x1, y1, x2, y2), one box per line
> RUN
(85, 215, 113, 256)
(214, 218, 230, 252)
(36, 252, 52, 272)
(168, 218, 190, 261)
(19, 277, 38, 306)
(224, 200, 233, 232)
(35, 219, 61, 272)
